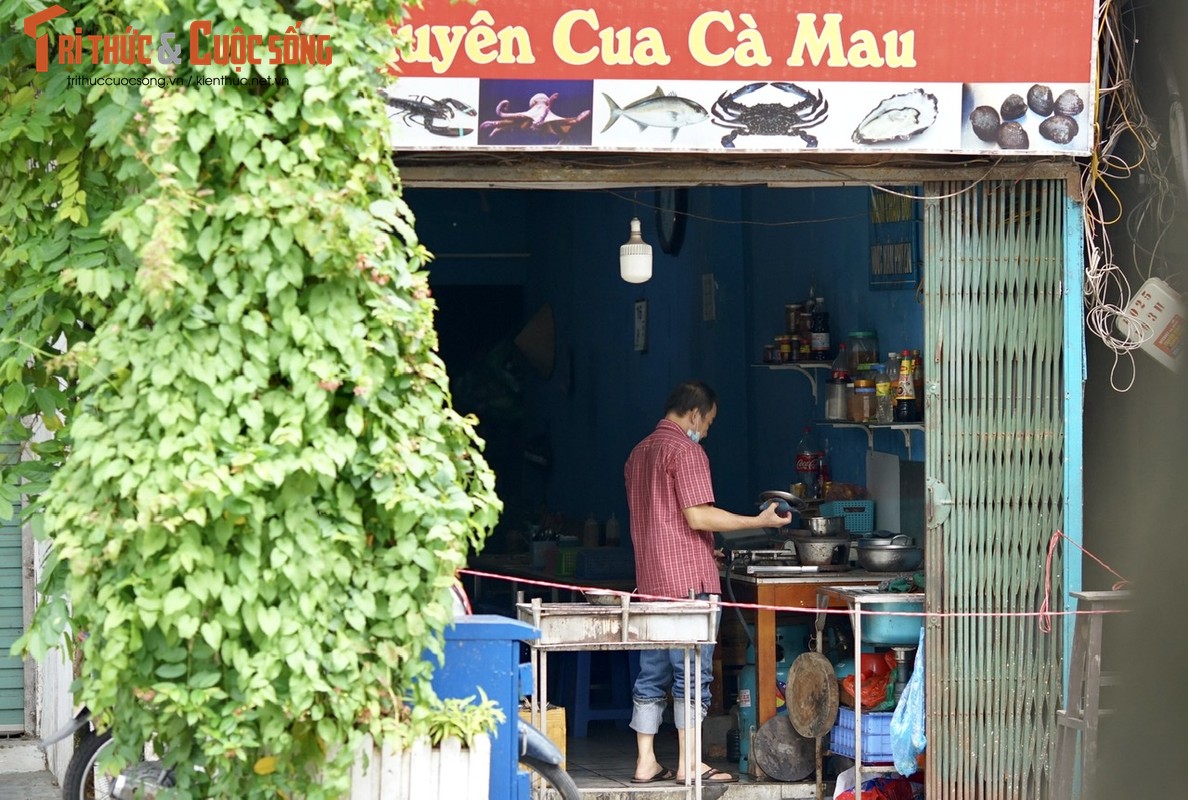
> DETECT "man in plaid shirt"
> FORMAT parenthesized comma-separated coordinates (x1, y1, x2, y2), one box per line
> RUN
(625, 381, 787, 785)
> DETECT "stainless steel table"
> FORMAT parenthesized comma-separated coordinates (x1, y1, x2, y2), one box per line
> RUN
(814, 586, 926, 800)
(516, 595, 718, 798)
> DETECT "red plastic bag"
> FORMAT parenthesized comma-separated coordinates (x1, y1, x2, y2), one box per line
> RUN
(841, 672, 893, 710)
(835, 774, 919, 800)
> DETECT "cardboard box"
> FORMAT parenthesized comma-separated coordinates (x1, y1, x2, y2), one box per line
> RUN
(519, 705, 566, 770)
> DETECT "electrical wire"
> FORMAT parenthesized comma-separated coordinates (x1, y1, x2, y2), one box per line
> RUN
(1079, 0, 1179, 391)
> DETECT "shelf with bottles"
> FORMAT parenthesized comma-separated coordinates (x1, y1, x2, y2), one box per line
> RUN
(813, 420, 925, 456)
(750, 361, 831, 401)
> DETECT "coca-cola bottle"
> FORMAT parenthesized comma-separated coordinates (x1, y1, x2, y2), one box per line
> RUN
(830, 343, 850, 382)
(795, 426, 822, 499)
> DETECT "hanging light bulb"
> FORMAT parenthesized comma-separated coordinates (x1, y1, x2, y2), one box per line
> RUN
(619, 216, 652, 283)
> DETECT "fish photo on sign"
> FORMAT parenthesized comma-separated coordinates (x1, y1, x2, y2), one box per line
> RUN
(592, 79, 717, 150)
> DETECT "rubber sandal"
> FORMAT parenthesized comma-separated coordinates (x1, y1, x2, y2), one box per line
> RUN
(675, 767, 738, 784)
(631, 766, 675, 784)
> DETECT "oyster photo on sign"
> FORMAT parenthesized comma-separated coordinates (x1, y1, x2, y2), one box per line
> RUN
(852, 88, 939, 144)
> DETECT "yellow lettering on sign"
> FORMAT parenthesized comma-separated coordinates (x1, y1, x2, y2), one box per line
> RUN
(429, 24, 468, 74)
(846, 29, 883, 68)
(631, 28, 670, 66)
(554, 8, 598, 65)
(787, 13, 847, 68)
(688, 11, 769, 68)
(787, 13, 916, 69)
(689, 11, 735, 67)
(555, 9, 669, 67)
(883, 30, 916, 68)
(394, 15, 535, 71)
(734, 13, 771, 67)
(465, 11, 500, 64)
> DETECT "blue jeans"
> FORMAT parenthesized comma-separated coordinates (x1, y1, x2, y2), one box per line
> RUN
(630, 594, 720, 733)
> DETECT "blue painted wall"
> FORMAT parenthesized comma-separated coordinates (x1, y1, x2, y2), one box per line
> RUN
(406, 186, 923, 544)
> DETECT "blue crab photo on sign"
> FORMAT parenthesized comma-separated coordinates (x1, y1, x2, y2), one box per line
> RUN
(477, 79, 595, 146)
(708, 80, 831, 149)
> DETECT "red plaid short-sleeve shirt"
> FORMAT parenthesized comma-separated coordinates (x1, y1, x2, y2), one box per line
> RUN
(625, 419, 720, 599)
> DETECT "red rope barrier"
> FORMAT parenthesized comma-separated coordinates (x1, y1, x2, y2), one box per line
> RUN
(460, 565, 1128, 622)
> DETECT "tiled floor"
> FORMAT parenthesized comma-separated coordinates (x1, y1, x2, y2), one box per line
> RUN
(563, 722, 822, 799)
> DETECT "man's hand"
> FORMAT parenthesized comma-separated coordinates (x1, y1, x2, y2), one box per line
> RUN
(756, 500, 790, 528)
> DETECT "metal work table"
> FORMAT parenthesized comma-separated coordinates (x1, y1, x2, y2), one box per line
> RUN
(813, 586, 926, 800)
(516, 595, 717, 798)
(725, 571, 884, 731)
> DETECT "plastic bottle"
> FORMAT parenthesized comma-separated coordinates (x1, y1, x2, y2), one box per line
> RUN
(830, 343, 850, 382)
(583, 513, 600, 547)
(795, 427, 821, 499)
(604, 514, 621, 547)
(874, 363, 895, 424)
(894, 353, 916, 422)
(912, 348, 925, 421)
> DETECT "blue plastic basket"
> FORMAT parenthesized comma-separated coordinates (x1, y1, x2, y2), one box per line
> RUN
(830, 706, 894, 763)
(820, 500, 875, 533)
(575, 548, 635, 579)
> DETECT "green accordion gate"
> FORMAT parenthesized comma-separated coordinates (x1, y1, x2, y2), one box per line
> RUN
(922, 178, 1071, 799)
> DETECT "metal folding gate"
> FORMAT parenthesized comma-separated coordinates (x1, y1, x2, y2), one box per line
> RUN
(922, 178, 1073, 799)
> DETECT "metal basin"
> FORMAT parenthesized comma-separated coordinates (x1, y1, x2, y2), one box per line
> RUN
(856, 542, 924, 572)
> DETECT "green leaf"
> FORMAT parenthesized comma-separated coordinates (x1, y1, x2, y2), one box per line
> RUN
(156, 662, 187, 679)
(2, 382, 26, 415)
(257, 606, 281, 637)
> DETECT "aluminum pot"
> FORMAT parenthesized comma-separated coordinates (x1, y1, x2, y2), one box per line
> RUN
(792, 535, 851, 567)
(856, 541, 924, 572)
(803, 515, 846, 536)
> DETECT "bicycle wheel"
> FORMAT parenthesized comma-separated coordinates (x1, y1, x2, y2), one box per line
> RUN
(519, 755, 580, 800)
(62, 730, 117, 800)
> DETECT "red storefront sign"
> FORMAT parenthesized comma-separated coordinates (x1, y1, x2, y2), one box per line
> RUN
(382, 1, 1098, 155)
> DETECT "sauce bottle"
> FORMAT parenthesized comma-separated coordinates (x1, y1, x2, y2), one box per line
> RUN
(894, 353, 916, 422)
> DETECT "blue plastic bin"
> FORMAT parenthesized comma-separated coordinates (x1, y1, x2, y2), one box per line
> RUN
(430, 615, 540, 800)
(862, 601, 924, 645)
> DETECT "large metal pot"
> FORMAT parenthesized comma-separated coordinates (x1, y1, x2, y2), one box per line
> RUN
(856, 538, 924, 572)
(792, 535, 851, 567)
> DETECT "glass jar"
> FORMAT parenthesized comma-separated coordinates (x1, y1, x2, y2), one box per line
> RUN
(847, 331, 879, 373)
(849, 379, 878, 422)
(776, 335, 795, 362)
(785, 304, 802, 335)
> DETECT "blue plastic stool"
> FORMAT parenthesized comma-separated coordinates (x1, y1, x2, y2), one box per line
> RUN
(560, 650, 640, 738)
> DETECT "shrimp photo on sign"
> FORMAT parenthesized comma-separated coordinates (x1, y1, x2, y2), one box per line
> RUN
(379, 77, 480, 149)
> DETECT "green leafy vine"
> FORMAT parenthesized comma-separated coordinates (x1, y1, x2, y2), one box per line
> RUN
(1, 1, 500, 797)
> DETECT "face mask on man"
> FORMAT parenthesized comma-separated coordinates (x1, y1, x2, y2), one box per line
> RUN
(686, 429, 701, 444)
